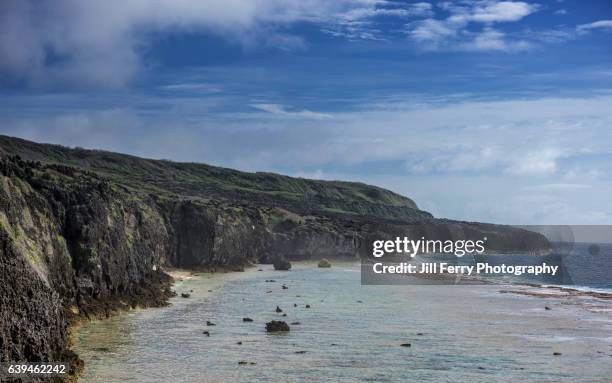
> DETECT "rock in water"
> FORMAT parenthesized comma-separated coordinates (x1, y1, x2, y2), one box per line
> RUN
(206, 321, 216, 326)
(243, 317, 254, 322)
(400, 343, 411, 347)
(266, 321, 290, 332)
(276, 306, 283, 313)
(273, 257, 291, 271)
(318, 259, 332, 268)
(181, 293, 191, 298)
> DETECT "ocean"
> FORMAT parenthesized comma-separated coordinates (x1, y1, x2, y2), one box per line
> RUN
(72, 261, 612, 382)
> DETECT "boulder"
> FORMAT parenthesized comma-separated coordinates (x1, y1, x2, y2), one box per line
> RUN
(181, 293, 191, 298)
(266, 321, 290, 332)
(318, 259, 332, 268)
(273, 257, 292, 271)
(243, 317, 254, 322)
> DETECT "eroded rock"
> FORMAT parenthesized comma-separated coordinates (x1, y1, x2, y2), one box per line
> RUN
(266, 321, 290, 332)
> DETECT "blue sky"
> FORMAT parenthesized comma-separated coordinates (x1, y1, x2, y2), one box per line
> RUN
(1, 0, 612, 224)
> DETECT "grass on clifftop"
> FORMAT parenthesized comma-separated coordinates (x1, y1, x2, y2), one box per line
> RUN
(0, 135, 432, 222)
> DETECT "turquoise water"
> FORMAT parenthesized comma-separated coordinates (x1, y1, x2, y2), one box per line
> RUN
(73, 262, 612, 382)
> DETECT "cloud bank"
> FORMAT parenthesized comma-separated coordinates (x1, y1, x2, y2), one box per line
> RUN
(0, 0, 432, 87)
(3, 1, 609, 88)
(3, 93, 612, 223)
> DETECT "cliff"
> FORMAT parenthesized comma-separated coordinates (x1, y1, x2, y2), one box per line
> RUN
(0, 135, 430, 223)
(0, 135, 551, 380)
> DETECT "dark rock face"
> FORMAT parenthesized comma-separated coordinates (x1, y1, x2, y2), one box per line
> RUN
(266, 321, 290, 332)
(0, 237, 67, 363)
(0, 158, 174, 369)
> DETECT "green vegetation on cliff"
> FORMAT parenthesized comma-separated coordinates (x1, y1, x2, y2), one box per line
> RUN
(0, 135, 431, 222)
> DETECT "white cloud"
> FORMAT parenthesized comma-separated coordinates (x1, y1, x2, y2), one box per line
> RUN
(521, 183, 590, 191)
(466, 1, 539, 23)
(554, 9, 567, 15)
(341, 4, 431, 21)
(5, 93, 612, 179)
(0, 0, 419, 87)
(506, 148, 561, 175)
(320, 2, 434, 41)
(459, 28, 532, 51)
(3, 93, 612, 224)
(576, 20, 612, 34)
(407, 1, 538, 52)
(519, 19, 612, 45)
(158, 83, 222, 93)
(409, 19, 458, 44)
(251, 103, 333, 119)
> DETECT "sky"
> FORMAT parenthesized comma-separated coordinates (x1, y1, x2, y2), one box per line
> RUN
(1, 0, 612, 225)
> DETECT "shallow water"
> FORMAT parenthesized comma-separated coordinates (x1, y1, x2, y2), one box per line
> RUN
(73, 262, 612, 382)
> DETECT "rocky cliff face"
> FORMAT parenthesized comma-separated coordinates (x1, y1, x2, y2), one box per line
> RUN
(0, 142, 552, 380)
(0, 157, 175, 379)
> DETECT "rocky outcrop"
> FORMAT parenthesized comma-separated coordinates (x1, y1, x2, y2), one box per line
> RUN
(0, 156, 175, 378)
(272, 257, 291, 271)
(266, 321, 290, 332)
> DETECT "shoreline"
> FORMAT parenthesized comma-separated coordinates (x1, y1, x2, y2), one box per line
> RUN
(68, 261, 612, 382)
(66, 263, 271, 381)
(71, 262, 612, 383)
(65, 270, 177, 382)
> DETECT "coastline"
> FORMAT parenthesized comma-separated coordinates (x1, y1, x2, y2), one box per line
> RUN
(66, 265, 266, 381)
(64, 270, 177, 382)
(63, 260, 612, 381)
(71, 261, 612, 383)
